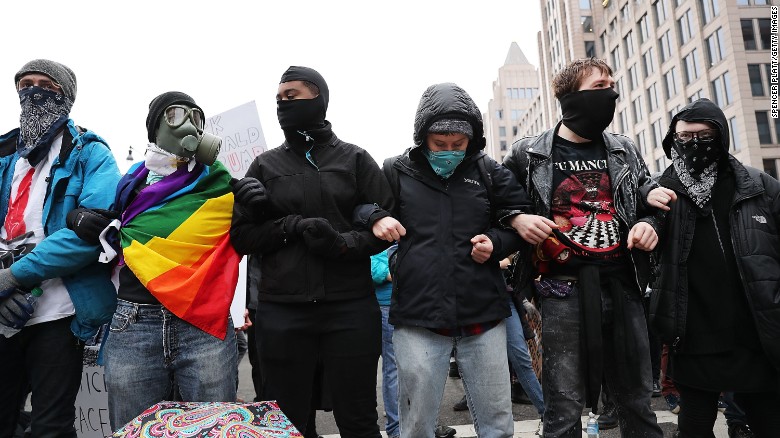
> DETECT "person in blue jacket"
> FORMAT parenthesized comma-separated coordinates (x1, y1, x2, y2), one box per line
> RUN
(0, 59, 121, 437)
(372, 244, 399, 438)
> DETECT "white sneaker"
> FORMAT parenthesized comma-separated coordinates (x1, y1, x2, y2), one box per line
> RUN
(536, 420, 543, 436)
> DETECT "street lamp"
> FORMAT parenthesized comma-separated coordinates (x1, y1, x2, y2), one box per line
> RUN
(126, 146, 134, 161)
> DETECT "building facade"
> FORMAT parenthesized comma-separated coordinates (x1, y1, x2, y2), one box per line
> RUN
(486, 0, 779, 177)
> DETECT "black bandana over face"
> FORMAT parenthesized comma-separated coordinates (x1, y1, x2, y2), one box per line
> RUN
(671, 137, 722, 211)
(18, 86, 72, 165)
(559, 88, 619, 140)
(276, 96, 327, 131)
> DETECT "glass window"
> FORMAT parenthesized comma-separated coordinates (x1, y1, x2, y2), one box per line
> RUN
(729, 117, 740, 152)
(624, 31, 635, 58)
(643, 47, 657, 76)
(749, 64, 765, 96)
(619, 109, 629, 132)
(629, 64, 640, 89)
(763, 159, 778, 179)
(500, 140, 508, 151)
(682, 49, 701, 84)
(496, 109, 503, 120)
(742, 19, 757, 50)
(612, 48, 622, 70)
(705, 28, 725, 66)
(737, 0, 749, 5)
(652, 119, 665, 149)
(756, 111, 772, 144)
(580, 0, 591, 9)
(499, 126, 507, 137)
(585, 41, 596, 57)
(699, 0, 720, 24)
(637, 130, 648, 155)
(689, 89, 705, 103)
(654, 0, 669, 26)
(638, 14, 650, 44)
(648, 83, 660, 112)
(759, 19, 771, 50)
(582, 16, 594, 33)
(711, 72, 733, 107)
(659, 31, 674, 63)
(664, 67, 680, 100)
(633, 96, 645, 123)
(677, 9, 695, 45)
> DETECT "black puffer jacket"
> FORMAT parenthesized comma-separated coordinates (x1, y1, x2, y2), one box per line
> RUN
(649, 99, 780, 370)
(231, 122, 393, 303)
(384, 83, 532, 328)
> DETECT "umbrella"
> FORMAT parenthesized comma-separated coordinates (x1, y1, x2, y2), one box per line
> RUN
(112, 400, 303, 437)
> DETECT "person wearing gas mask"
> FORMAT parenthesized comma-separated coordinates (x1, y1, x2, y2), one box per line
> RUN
(649, 98, 780, 437)
(74, 91, 242, 430)
(230, 66, 403, 437)
(503, 58, 665, 437)
(0, 59, 121, 437)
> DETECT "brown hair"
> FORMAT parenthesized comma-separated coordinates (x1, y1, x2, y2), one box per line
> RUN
(552, 58, 613, 99)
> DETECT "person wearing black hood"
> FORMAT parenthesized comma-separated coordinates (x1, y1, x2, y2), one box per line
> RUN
(383, 82, 532, 438)
(649, 98, 780, 437)
(229, 66, 403, 437)
(503, 58, 665, 437)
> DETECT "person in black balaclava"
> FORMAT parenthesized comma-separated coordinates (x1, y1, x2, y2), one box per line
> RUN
(229, 66, 405, 437)
(502, 58, 666, 437)
(650, 98, 780, 438)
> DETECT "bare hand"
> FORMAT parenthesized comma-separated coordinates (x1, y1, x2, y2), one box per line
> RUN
(236, 309, 253, 332)
(627, 222, 658, 251)
(509, 214, 559, 245)
(647, 187, 677, 211)
(372, 217, 406, 242)
(470, 234, 494, 264)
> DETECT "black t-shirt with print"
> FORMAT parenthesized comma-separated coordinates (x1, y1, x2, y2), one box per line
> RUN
(542, 135, 628, 274)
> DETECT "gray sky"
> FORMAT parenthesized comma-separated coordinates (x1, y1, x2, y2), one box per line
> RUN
(1, 0, 542, 173)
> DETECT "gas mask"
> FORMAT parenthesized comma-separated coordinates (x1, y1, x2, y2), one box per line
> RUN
(154, 104, 221, 165)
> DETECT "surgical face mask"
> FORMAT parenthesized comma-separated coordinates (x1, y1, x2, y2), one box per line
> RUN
(423, 149, 466, 179)
(559, 88, 619, 140)
(144, 143, 187, 178)
(154, 105, 221, 165)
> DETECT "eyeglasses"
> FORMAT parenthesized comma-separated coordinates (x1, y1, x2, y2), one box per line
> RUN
(673, 129, 718, 144)
(164, 105, 204, 129)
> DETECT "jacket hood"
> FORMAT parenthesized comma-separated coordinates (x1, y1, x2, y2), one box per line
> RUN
(662, 98, 729, 159)
(412, 83, 486, 155)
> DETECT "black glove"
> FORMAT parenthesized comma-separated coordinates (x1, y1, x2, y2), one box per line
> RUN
(66, 208, 121, 245)
(296, 218, 346, 257)
(231, 177, 267, 216)
(0, 289, 35, 330)
(281, 214, 303, 244)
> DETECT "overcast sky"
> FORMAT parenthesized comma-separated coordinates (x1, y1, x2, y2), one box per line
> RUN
(1, 0, 542, 173)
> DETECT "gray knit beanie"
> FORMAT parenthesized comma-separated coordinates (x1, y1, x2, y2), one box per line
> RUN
(14, 59, 77, 102)
(427, 119, 473, 139)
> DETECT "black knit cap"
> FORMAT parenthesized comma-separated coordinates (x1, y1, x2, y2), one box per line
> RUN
(145, 91, 203, 143)
(279, 66, 329, 112)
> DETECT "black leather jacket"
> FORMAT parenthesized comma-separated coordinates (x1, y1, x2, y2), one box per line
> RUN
(503, 123, 660, 295)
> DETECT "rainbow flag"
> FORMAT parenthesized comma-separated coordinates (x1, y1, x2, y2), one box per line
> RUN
(117, 161, 240, 339)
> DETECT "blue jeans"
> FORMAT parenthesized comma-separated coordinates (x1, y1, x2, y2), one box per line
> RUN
(540, 286, 662, 438)
(506, 298, 545, 416)
(380, 305, 400, 437)
(104, 300, 237, 430)
(394, 322, 513, 438)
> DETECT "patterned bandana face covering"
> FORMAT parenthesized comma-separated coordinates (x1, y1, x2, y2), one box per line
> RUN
(423, 149, 466, 179)
(670, 147, 718, 210)
(17, 86, 72, 163)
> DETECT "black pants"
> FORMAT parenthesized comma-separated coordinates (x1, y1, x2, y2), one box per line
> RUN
(0, 317, 84, 438)
(246, 308, 263, 401)
(255, 296, 381, 438)
(676, 382, 780, 437)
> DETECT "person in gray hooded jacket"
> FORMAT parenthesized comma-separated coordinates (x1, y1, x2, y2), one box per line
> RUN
(383, 82, 532, 438)
(649, 98, 780, 437)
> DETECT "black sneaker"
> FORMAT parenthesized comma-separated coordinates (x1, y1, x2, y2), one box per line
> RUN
(652, 380, 662, 397)
(728, 423, 755, 438)
(665, 393, 681, 414)
(452, 395, 468, 411)
(448, 360, 460, 378)
(597, 411, 618, 430)
(434, 424, 456, 438)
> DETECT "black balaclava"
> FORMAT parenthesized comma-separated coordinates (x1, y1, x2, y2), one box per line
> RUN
(559, 88, 619, 141)
(661, 98, 730, 213)
(276, 66, 329, 146)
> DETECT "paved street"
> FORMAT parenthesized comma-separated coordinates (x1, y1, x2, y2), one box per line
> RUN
(236, 355, 730, 438)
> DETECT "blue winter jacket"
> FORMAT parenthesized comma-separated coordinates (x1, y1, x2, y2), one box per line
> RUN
(0, 120, 121, 340)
